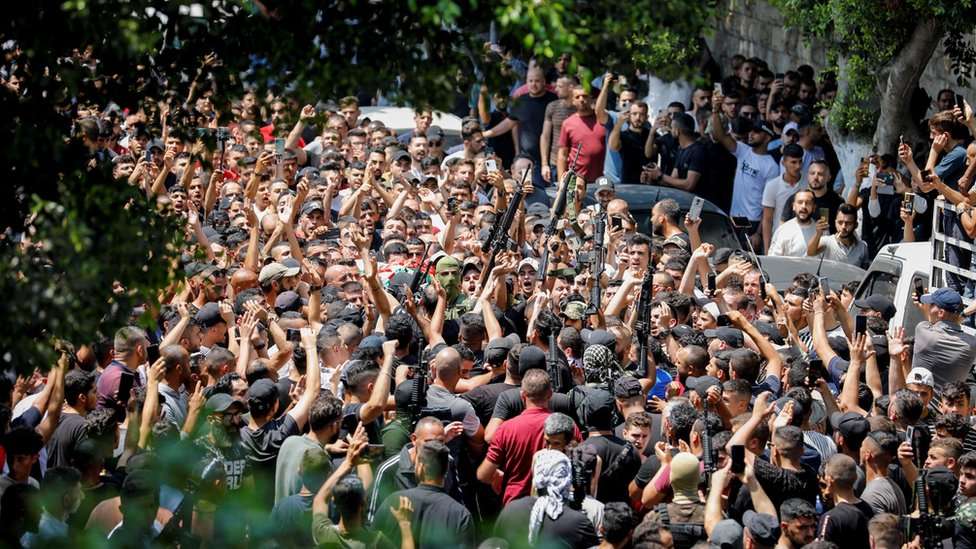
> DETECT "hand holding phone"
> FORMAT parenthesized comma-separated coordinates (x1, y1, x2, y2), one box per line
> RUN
(730, 445, 745, 474)
(855, 315, 867, 335)
(688, 197, 705, 223)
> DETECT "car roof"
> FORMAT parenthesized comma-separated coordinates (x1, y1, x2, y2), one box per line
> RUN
(359, 107, 463, 135)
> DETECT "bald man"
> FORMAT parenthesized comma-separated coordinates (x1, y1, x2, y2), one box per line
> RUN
(426, 347, 484, 450)
(231, 268, 258, 294)
(368, 417, 463, 523)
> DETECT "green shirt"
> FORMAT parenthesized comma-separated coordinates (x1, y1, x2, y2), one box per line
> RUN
(380, 417, 412, 460)
(444, 294, 473, 320)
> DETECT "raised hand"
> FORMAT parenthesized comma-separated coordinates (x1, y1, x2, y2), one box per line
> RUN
(219, 300, 235, 325)
(148, 358, 165, 386)
(888, 326, 906, 356)
(300, 104, 316, 121)
(187, 381, 205, 414)
(391, 495, 414, 524)
(255, 151, 274, 176)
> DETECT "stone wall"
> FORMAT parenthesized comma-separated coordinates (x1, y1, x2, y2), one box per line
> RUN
(705, 0, 969, 100)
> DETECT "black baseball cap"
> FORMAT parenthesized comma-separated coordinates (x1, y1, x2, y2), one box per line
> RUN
(743, 511, 780, 546)
(703, 327, 744, 348)
(613, 376, 642, 399)
(518, 345, 547, 376)
(247, 379, 279, 411)
(194, 302, 224, 328)
(829, 411, 869, 441)
(854, 295, 897, 321)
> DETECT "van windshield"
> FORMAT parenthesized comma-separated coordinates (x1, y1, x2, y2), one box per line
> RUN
(856, 271, 898, 302)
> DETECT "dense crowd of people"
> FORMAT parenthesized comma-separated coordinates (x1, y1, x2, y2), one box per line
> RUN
(4, 40, 976, 549)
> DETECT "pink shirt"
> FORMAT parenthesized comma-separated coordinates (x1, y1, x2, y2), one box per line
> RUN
(558, 113, 608, 182)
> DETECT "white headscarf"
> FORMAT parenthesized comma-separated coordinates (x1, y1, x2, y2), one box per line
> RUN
(528, 449, 573, 544)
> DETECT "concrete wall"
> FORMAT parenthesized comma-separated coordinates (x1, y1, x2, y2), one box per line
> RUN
(705, 0, 968, 100)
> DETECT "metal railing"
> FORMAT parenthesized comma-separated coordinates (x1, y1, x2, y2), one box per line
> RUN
(930, 198, 976, 302)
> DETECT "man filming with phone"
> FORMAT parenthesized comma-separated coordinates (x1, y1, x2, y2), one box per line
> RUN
(806, 203, 869, 268)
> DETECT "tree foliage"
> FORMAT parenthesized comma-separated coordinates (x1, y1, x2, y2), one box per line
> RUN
(0, 0, 714, 374)
(773, 0, 976, 136)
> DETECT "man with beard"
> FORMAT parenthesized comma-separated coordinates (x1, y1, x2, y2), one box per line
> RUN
(785, 160, 843, 231)
(768, 189, 818, 258)
(806, 203, 869, 268)
(434, 256, 473, 320)
(188, 262, 228, 313)
(650, 199, 690, 251)
(194, 393, 251, 545)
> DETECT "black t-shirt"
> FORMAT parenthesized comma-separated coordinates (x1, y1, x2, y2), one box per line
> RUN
(240, 414, 300, 509)
(633, 454, 662, 489)
(818, 499, 874, 548)
(510, 91, 558, 162)
(652, 132, 679, 180)
(673, 140, 707, 193)
(581, 434, 642, 504)
(487, 110, 517, 169)
(494, 495, 599, 549)
(342, 402, 384, 443)
(731, 457, 818, 520)
(492, 388, 575, 421)
(619, 126, 651, 184)
(45, 413, 87, 469)
(699, 141, 736, 214)
(462, 382, 519, 426)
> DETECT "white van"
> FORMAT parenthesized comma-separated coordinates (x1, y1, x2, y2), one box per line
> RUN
(852, 242, 932, 334)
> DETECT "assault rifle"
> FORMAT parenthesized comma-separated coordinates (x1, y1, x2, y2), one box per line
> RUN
(538, 143, 582, 282)
(701, 403, 715, 486)
(408, 334, 429, 428)
(408, 241, 433, 297)
(633, 269, 654, 378)
(583, 211, 607, 316)
(547, 333, 566, 394)
(902, 471, 956, 549)
(480, 164, 531, 286)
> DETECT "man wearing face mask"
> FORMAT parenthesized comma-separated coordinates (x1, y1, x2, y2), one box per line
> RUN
(434, 256, 472, 320)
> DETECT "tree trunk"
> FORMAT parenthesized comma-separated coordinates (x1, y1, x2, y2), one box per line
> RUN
(826, 54, 872, 198)
(874, 18, 943, 155)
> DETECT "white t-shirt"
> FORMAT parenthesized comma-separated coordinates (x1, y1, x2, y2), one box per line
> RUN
(768, 218, 818, 258)
(731, 141, 781, 221)
(819, 235, 870, 268)
(761, 175, 806, 234)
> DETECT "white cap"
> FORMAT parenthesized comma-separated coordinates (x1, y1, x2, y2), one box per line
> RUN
(906, 367, 934, 388)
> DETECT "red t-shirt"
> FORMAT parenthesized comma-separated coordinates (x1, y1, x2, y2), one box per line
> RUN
(558, 113, 608, 182)
(486, 407, 551, 504)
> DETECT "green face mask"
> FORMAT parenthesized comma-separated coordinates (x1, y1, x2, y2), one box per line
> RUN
(436, 270, 460, 298)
